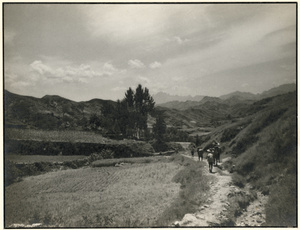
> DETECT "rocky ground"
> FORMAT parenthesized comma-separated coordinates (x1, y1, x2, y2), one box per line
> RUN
(235, 189, 268, 226)
(174, 153, 268, 227)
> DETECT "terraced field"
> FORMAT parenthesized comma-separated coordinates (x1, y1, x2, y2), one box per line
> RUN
(5, 160, 183, 227)
(6, 154, 87, 164)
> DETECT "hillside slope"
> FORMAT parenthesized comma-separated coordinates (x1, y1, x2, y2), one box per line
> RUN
(196, 91, 297, 226)
(4, 90, 116, 130)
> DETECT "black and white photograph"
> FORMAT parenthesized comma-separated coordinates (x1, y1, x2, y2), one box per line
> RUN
(3, 2, 297, 228)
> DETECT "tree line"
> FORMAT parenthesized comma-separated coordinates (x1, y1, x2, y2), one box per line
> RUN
(89, 84, 194, 150)
(89, 84, 158, 139)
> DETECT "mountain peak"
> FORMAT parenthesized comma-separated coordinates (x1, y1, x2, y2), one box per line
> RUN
(153, 92, 205, 104)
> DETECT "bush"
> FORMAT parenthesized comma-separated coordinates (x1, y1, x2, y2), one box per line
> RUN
(152, 140, 168, 152)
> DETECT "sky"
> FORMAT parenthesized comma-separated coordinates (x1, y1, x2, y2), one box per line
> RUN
(4, 3, 296, 102)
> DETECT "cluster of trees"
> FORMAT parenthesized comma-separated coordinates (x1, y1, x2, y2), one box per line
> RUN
(89, 84, 194, 150)
(89, 84, 156, 140)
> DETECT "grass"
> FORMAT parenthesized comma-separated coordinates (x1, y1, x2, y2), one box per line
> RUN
(265, 173, 297, 227)
(225, 93, 297, 226)
(156, 155, 211, 226)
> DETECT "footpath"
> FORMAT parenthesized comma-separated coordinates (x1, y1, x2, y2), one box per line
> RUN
(175, 153, 267, 227)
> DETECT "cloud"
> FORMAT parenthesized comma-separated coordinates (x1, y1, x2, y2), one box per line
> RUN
(112, 86, 127, 92)
(103, 62, 119, 75)
(30, 60, 53, 75)
(138, 76, 150, 84)
(10, 81, 33, 89)
(166, 36, 189, 45)
(29, 60, 105, 84)
(128, 59, 145, 69)
(149, 61, 162, 69)
(81, 5, 176, 43)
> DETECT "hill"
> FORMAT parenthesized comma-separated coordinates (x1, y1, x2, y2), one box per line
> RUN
(258, 83, 296, 99)
(196, 91, 297, 226)
(157, 83, 296, 110)
(219, 91, 257, 100)
(4, 90, 116, 130)
(4, 83, 296, 135)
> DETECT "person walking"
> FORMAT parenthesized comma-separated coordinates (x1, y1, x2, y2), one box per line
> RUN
(197, 147, 204, 161)
(207, 149, 214, 173)
(191, 147, 195, 157)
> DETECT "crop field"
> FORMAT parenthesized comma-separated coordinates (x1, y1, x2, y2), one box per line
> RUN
(6, 154, 87, 164)
(5, 159, 185, 227)
(5, 128, 113, 143)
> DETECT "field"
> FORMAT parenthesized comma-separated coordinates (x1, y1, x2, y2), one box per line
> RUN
(5, 155, 209, 227)
(6, 154, 87, 164)
(5, 128, 112, 143)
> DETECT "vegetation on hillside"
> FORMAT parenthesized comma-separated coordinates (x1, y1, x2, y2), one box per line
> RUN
(199, 91, 297, 226)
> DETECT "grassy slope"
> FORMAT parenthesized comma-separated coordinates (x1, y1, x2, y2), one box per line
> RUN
(197, 91, 297, 226)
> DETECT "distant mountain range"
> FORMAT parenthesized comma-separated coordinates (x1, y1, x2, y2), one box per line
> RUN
(153, 92, 205, 104)
(4, 83, 296, 131)
(155, 83, 296, 110)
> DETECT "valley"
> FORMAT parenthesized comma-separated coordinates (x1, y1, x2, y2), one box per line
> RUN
(4, 83, 297, 227)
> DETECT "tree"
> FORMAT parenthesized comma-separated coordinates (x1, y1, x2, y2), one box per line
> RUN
(153, 112, 166, 142)
(123, 88, 136, 138)
(133, 84, 155, 139)
(195, 134, 200, 146)
(152, 112, 168, 151)
(118, 84, 155, 139)
(100, 102, 118, 135)
(89, 113, 101, 130)
(124, 87, 134, 108)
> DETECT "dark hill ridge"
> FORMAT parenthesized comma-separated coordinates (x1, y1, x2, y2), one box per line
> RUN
(4, 90, 116, 130)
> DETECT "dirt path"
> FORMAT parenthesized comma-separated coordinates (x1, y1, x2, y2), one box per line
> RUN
(175, 154, 234, 226)
(175, 153, 268, 227)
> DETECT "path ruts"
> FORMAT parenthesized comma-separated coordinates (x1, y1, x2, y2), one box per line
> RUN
(176, 153, 233, 226)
